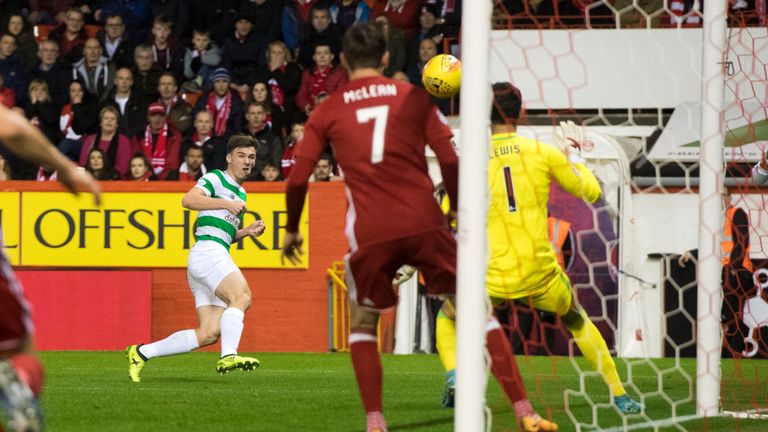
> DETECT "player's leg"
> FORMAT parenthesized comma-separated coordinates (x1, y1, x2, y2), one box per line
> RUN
(413, 229, 556, 430)
(345, 242, 404, 432)
(349, 304, 387, 432)
(434, 301, 457, 407)
(534, 269, 641, 413)
(213, 270, 259, 373)
(0, 265, 44, 432)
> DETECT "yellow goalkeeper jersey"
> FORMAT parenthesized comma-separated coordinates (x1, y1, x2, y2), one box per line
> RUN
(486, 132, 602, 299)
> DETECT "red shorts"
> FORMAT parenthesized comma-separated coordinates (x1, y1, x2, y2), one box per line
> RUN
(0, 258, 32, 352)
(345, 228, 456, 310)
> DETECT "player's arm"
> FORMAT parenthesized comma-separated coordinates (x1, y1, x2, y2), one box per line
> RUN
(282, 115, 326, 265)
(235, 220, 266, 242)
(0, 104, 101, 204)
(548, 147, 602, 204)
(425, 106, 459, 212)
(181, 184, 245, 215)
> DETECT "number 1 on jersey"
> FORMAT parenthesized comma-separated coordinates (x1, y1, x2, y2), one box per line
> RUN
(503, 166, 517, 212)
(356, 105, 390, 164)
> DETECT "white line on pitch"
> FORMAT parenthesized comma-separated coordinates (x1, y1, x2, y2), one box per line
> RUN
(600, 414, 704, 432)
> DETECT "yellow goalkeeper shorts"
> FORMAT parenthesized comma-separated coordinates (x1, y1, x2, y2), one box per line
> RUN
(490, 267, 574, 316)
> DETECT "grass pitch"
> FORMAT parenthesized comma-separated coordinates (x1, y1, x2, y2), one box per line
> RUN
(34, 352, 766, 431)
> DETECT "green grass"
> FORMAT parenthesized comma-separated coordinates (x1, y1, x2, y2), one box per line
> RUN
(33, 352, 767, 431)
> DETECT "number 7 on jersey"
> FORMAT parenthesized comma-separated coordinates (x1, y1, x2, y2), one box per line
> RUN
(356, 105, 390, 164)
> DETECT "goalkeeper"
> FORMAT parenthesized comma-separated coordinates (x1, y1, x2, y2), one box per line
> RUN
(435, 82, 643, 415)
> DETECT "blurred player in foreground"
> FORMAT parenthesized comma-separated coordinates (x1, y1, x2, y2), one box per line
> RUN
(126, 135, 266, 382)
(435, 82, 643, 415)
(0, 103, 101, 431)
(280, 22, 555, 432)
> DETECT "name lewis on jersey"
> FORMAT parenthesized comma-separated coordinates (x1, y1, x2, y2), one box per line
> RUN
(343, 84, 398, 104)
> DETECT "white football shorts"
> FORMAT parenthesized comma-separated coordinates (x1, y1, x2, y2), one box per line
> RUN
(187, 240, 240, 308)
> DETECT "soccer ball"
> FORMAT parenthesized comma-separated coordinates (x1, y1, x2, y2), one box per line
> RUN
(422, 54, 461, 99)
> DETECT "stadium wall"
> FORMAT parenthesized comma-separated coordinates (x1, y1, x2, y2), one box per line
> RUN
(2, 182, 348, 352)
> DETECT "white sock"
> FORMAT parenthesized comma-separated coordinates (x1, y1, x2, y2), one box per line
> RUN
(138, 329, 199, 360)
(220, 307, 245, 357)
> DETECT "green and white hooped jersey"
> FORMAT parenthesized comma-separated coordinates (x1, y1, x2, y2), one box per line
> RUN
(194, 169, 246, 251)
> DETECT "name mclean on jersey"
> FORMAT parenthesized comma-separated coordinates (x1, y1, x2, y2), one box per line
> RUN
(343, 84, 398, 103)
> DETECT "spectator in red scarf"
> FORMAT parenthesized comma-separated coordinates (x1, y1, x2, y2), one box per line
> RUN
(181, 110, 229, 171)
(157, 72, 193, 135)
(169, 146, 207, 181)
(253, 40, 302, 135)
(128, 152, 157, 181)
(295, 42, 348, 116)
(193, 67, 244, 138)
(135, 102, 182, 180)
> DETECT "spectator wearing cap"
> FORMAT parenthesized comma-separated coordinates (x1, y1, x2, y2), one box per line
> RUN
(371, 0, 425, 38)
(220, 12, 268, 94)
(47, 7, 89, 66)
(330, 0, 371, 30)
(96, 14, 137, 69)
(79, 105, 136, 178)
(296, 41, 348, 116)
(32, 40, 74, 107)
(282, 0, 322, 54)
(298, 3, 344, 69)
(101, 67, 148, 139)
(407, 4, 445, 66)
(72, 38, 117, 102)
(147, 16, 185, 79)
(135, 101, 182, 180)
(194, 68, 244, 138)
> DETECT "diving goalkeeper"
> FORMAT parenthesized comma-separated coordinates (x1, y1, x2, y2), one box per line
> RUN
(436, 82, 643, 415)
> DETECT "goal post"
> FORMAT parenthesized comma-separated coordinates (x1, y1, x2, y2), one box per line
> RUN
(454, 0, 492, 431)
(696, 0, 728, 418)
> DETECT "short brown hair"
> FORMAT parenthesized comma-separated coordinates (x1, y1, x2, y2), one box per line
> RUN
(227, 134, 260, 154)
(341, 23, 386, 71)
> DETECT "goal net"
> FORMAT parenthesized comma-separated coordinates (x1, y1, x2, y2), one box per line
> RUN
(451, 1, 768, 430)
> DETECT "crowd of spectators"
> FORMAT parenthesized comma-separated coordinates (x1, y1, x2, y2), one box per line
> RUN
(0, 0, 462, 182)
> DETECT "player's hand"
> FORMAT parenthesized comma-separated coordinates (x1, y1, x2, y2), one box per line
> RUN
(226, 200, 247, 216)
(281, 231, 304, 266)
(556, 120, 590, 163)
(446, 209, 457, 233)
(393, 265, 417, 287)
(243, 220, 266, 239)
(759, 150, 768, 171)
(57, 164, 102, 206)
(678, 251, 694, 268)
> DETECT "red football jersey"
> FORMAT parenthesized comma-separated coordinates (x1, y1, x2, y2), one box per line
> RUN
(286, 76, 458, 249)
